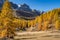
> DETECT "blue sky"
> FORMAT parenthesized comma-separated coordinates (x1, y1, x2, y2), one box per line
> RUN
(9, 0, 60, 11)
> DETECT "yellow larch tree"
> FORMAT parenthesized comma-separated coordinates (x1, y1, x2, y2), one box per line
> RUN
(0, 0, 16, 38)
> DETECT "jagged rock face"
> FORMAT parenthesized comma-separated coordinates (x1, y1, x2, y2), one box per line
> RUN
(32, 9, 41, 16)
(17, 4, 41, 16)
(18, 3, 32, 12)
(16, 4, 41, 20)
(0, 0, 4, 4)
(0, 1, 41, 20)
(0, 0, 18, 9)
(0, 0, 4, 8)
(16, 4, 34, 20)
(10, 2, 18, 9)
(16, 10, 35, 20)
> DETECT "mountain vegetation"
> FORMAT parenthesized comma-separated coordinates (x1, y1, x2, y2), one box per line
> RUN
(0, 0, 60, 39)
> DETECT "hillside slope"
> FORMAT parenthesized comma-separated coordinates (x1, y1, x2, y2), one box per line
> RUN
(36, 8, 60, 30)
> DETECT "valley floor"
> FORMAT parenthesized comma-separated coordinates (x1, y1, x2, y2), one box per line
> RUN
(14, 30, 60, 40)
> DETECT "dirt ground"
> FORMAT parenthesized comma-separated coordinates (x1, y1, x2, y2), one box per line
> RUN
(14, 30, 60, 40)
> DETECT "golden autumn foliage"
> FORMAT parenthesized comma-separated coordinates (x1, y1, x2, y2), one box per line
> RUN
(0, 0, 60, 38)
(0, 0, 16, 38)
(36, 8, 60, 31)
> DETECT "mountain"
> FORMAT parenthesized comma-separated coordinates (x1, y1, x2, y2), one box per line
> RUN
(16, 3, 41, 20)
(16, 10, 36, 20)
(0, 0, 18, 9)
(0, 0, 41, 20)
(0, 0, 60, 32)
(0, 0, 4, 9)
(10, 2, 18, 9)
(18, 3, 32, 12)
(32, 9, 41, 15)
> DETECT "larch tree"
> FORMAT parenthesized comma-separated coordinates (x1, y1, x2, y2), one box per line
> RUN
(0, 0, 16, 38)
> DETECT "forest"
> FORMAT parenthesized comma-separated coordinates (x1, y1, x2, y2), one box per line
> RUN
(0, 0, 60, 39)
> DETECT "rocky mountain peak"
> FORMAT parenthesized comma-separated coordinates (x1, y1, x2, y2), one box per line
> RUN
(0, 0, 4, 9)
(0, 0, 4, 4)
(18, 3, 32, 12)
